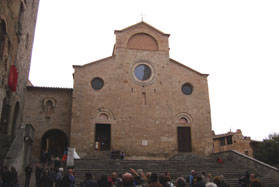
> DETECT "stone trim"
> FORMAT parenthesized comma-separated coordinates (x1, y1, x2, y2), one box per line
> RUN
(93, 108, 116, 124)
(73, 56, 114, 68)
(130, 61, 156, 86)
(169, 58, 208, 77)
(114, 21, 170, 37)
(175, 112, 193, 124)
(214, 150, 279, 172)
(26, 86, 73, 91)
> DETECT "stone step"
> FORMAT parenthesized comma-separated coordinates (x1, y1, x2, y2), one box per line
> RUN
(73, 153, 279, 187)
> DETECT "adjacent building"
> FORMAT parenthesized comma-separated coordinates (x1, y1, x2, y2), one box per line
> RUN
(0, 0, 40, 170)
(213, 129, 253, 157)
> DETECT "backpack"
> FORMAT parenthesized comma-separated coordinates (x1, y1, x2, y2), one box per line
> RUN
(56, 172, 63, 182)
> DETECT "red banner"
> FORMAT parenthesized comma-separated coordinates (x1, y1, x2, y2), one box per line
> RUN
(8, 65, 18, 92)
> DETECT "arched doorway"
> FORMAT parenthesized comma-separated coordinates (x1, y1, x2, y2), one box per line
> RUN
(0, 98, 10, 134)
(41, 129, 68, 157)
(11, 102, 20, 137)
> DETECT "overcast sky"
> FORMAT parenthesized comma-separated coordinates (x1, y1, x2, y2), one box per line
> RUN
(29, 0, 279, 141)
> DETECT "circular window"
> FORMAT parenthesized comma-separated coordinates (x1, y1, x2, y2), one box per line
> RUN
(134, 64, 152, 81)
(182, 83, 193, 95)
(91, 77, 104, 90)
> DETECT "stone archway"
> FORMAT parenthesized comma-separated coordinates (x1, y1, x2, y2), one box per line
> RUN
(176, 112, 193, 152)
(41, 129, 68, 157)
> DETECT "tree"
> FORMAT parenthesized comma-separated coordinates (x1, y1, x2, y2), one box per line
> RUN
(252, 133, 279, 166)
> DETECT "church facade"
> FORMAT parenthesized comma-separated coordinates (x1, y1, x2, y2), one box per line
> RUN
(23, 22, 213, 159)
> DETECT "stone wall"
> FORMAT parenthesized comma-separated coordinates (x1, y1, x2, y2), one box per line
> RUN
(70, 22, 213, 158)
(213, 130, 253, 157)
(0, 0, 40, 135)
(0, 0, 40, 172)
(213, 150, 279, 183)
(5, 124, 34, 170)
(23, 86, 72, 158)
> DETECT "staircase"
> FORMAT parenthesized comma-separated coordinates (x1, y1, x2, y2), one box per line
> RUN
(73, 153, 279, 187)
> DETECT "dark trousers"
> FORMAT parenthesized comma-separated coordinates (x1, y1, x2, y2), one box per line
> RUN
(35, 177, 40, 187)
(25, 175, 31, 187)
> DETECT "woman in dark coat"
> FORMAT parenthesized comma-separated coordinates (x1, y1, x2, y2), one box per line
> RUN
(10, 167, 18, 187)
(40, 169, 52, 187)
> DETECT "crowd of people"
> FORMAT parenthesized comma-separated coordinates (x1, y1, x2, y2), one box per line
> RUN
(0, 158, 263, 187)
(0, 165, 18, 187)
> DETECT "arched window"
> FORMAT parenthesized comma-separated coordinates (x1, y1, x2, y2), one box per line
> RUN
(43, 98, 56, 118)
(0, 18, 7, 59)
(176, 112, 192, 124)
(179, 117, 189, 124)
(127, 33, 159, 51)
(45, 100, 54, 112)
(11, 102, 20, 137)
(99, 113, 109, 120)
(17, 2, 25, 37)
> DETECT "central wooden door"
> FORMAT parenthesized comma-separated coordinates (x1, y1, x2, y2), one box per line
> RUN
(177, 127, 192, 152)
(95, 124, 111, 150)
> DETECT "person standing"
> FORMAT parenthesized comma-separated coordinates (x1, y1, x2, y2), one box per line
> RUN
(25, 164, 33, 187)
(55, 168, 64, 187)
(40, 169, 52, 187)
(189, 170, 196, 187)
(62, 169, 75, 187)
(35, 163, 43, 187)
(249, 173, 262, 187)
(54, 157, 61, 172)
(148, 173, 162, 187)
(10, 167, 18, 187)
(81, 173, 98, 187)
(193, 175, 205, 187)
(1, 166, 11, 187)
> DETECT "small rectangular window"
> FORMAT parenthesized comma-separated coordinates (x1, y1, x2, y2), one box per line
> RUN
(227, 136, 233, 145)
(220, 137, 225, 146)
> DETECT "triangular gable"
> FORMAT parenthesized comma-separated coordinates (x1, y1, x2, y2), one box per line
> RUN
(114, 21, 170, 37)
(169, 58, 209, 77)
(73, 56, 114, 68)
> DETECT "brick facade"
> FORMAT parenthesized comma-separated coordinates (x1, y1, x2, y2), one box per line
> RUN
(213, 129, 253, 157)
(24, 22, 213, 159)
(0, 0, 40, 170)
(23, 87, 72, 157)
(71, 22, 213, 158)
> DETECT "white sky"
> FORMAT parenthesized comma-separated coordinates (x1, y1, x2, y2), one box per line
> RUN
(29, 0, 279, 141)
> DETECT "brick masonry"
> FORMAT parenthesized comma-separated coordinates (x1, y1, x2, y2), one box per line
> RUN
(23, 87, 72, 157)
(0, 0, 40, 171)
(70, 22, 213, 158)
(213, 129, 254, 157)
(23, 22, 214, 159)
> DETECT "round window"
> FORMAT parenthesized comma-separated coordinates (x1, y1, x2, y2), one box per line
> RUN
(91, 77, 104, 90)
(134, 64, 152, 81)
(182, 83, 193, 95)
